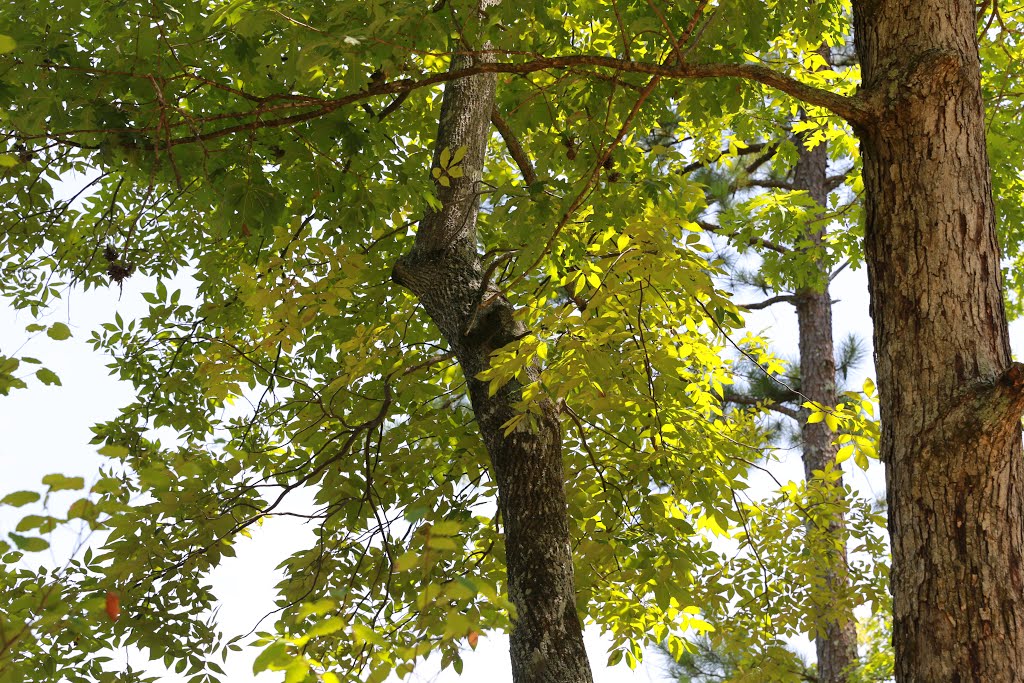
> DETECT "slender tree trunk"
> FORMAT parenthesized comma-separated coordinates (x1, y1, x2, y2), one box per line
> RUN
(853, 2, 1024, 679)
(792, 132, 858, 683)
(391, 44, 594, 683)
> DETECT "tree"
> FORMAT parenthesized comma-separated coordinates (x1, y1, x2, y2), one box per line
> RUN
(697, 101, 864, 682)
(1, 1, 1023, 682)
(0, 3, 762, 682)
(390, 20, 592, 680)
(851, 3, 1024, 678)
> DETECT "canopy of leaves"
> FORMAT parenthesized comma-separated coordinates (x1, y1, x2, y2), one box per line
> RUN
(11, 0, 1010, 681)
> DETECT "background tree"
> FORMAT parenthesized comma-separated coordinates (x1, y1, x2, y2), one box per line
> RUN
(704, 109, 863, 683)
(643, 39, 874, 682)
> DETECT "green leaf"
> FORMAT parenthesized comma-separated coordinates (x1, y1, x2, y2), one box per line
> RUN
(296, 599, 335, 620)
(252, 642, 290, 674)
(97, 444, 130, 458)
(67, 498, 96, 520)
(15, 515, 48, 532)
(423, 189, 443, 211)
(430, 520, 462, 535)
(451, 145, 467, 165)
(1, 491, 40, 507)
(835, 444, 854, 464)
(284, 660, 309, 683)
(9, 533, 49, 552)
(307, 616, 344, 638)
(855, 451, 870, 470)
(0, 35, 15, 53)
(46, 323, 72, 340)
(393, 551, 419, 572)
(35, 368, 61, 386)
(42, 474, 85, 491)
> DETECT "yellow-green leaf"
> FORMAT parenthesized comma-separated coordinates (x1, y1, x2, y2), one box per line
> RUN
(1, 491, 40, 507)
(98, 444, 130, 458)
(42, 473, 85, 491)
(47, 323, 72, 340)
(36, 368, 61, 386)
(307, 616, 344, 638)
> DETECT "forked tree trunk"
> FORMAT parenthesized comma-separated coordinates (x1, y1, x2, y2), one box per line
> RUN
(853, 1, 1024, 679)
(792, 134, 858, 683)
(392, 44, 594, 683)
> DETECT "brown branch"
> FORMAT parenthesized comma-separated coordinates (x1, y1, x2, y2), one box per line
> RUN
(723, 389, 801, 421)
(491, 106, 536, 185)
(736, 294, 797, 311)
(376, 91, 409, 120)
(483, 66, 664, 306)
(931, 362, 1024, 454)
(825, 167, 854, 192)
(610, 0, 632, 60)
(678, 0, 710, 46)
(695, 218, 790, 254)
(747, 178, 794, 190)
(829, 259, 851, 281)
(680, 140, 774, 175)
(33, 55, 875, 152)
(646, 0, 686, 68)
(743, 140, 782, 174)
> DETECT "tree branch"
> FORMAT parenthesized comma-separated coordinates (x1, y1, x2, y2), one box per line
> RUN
(825, 167, 854, 192)
(736, 294, 797, 310)
(33, 55, 875, 151)
(723, 390, 801, 420)
(743, 140, 782, 174)
(695, 218, 790, 254)
(491, 106, 537, 185)
(680, 140, 773, 175)
(930, 362, 1024, 458)
(747, 178, 794, 190)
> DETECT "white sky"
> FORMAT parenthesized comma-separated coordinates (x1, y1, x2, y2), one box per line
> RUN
(4, 248, 1024, 681)
(0, 275, 674, 682)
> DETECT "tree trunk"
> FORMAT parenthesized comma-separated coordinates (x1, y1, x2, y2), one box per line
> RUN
(853, 2, 1024, 679)
(391, 46, 594, 683)
(792, 131, 858, 683)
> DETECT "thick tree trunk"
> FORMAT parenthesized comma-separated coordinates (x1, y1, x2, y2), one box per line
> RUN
(853, 2, 1024, 679)
(392, 47, 594, 683)
(792, 134, 858, 683)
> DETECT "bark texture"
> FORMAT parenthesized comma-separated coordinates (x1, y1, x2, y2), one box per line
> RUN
(391, 46, 594, 683)
(793, 132, 858, 683)
(853, 2, 1024, 679)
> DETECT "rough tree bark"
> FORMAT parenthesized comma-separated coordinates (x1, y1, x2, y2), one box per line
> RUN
(853, 1, 1024, 679)
(391, 43, 594, 683)
(792, 130, 858, 682)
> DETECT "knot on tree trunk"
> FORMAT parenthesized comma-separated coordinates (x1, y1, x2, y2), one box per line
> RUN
(859, 47, 969, 133)
(926, 362, 1024, 464)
